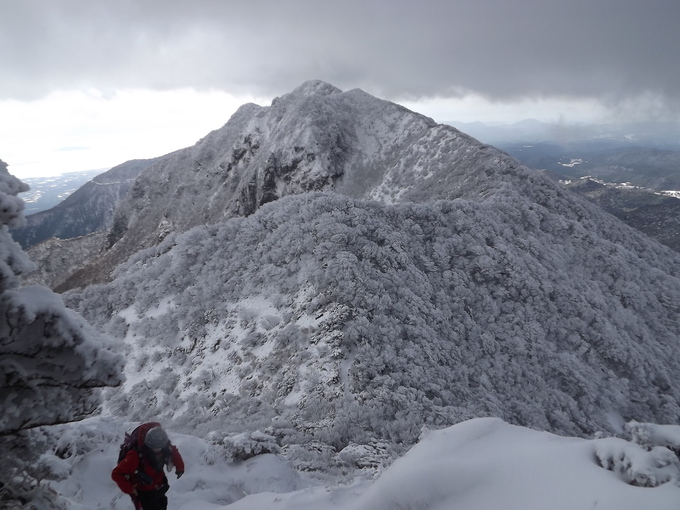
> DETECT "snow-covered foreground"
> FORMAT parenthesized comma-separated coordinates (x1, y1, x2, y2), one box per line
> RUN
(42, 416, 680, 510)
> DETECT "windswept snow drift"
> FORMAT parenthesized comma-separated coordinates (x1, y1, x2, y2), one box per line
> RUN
(43, 417, 680, 510)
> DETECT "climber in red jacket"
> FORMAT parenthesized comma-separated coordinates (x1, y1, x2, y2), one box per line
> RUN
(112, 423, 185, 510)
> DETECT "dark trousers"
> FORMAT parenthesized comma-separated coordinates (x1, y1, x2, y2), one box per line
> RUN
(132, 484, 169, 510)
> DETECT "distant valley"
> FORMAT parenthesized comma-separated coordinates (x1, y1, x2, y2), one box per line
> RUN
(447, 120, 680, 253)
(11, 159, 154, 250)
(19, 168, 106, 215)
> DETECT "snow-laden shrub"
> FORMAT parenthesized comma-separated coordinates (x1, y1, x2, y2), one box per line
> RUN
(595, 437, 679, 487)
(0, 465, 66, 510)
(282, 440, 337, 473)
(221, 430, 281, 461)
(595, 420, 680, 487)
(0, 160, 124, 435)
(0, 418, 129, 509)
(337, 441, 394, 470)
(625, 420, 680, 452)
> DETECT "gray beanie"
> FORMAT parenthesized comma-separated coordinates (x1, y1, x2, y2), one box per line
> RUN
(145, 427, 169, 449)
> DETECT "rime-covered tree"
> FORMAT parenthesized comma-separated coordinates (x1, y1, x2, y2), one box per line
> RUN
(0, 159, 124, 506)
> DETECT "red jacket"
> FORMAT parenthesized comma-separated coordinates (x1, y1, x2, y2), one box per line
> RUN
(111, 425, 185, 494)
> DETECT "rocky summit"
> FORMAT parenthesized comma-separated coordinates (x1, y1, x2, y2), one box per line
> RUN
(49, 80, 573, 291)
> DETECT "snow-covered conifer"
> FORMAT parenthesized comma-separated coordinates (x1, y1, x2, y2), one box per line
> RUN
(0, 159, 124, 506)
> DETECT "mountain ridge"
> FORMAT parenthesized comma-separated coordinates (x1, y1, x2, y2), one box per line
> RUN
(55, 80, 538, 290)
(59, 81, 680, 465)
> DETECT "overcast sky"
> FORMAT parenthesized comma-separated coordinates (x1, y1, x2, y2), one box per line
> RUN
(2, 0, 679, 178)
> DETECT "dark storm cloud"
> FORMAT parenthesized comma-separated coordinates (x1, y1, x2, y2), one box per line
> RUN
(2, 0, 679, 113)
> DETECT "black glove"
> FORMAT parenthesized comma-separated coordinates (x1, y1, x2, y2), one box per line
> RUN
(176, 471, 184, 479)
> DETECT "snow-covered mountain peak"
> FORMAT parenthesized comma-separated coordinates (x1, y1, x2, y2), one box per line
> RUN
(55, 81, 504, 289)
(289, 79, 343, 98)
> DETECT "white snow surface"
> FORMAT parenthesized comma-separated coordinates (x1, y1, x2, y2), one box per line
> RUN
(42, 416, 680, 510)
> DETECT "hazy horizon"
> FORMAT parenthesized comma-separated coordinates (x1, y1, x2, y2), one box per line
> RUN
(2, 1, 679, 178)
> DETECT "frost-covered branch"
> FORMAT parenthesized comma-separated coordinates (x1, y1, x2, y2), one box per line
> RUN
(0, 159, 124, 436)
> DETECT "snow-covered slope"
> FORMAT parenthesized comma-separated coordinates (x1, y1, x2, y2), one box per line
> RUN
(40, 417, 680, 510)
(21, 231, 108, 289)
(67, 186, 680, 459)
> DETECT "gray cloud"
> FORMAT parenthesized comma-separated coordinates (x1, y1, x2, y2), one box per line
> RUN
(2, 0, 679, 117)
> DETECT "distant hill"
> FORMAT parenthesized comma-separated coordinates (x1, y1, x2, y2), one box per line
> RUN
(502, 143, 680, 253)
(19, 169, 105, 215)
(449, 119, 680, 152)
(558, 177, 680, 253)
(11, 159, 154, 249)
(504, 145, 680, 192)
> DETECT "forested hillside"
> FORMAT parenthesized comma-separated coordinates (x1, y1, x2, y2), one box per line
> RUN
(67, 188, 680, 462)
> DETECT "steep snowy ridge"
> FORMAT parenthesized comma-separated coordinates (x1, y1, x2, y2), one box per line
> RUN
(55, 80, 544, 291)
